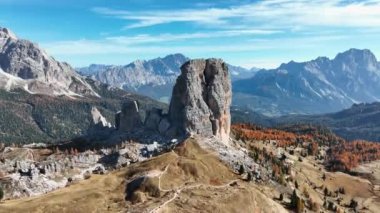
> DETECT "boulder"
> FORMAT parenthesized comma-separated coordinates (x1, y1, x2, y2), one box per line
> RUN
(158, 118, 170, 134)
(117, 100, 143, 132)
(168, 59, 231, 143)
(144, 108, 163, 131)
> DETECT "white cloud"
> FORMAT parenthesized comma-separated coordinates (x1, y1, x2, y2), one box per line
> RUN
(92, 7, 229, 29)
(42, 33, 347, 56)
(105, 29, 282, 45)
(42, 29, 283, 55)
(40, 0, 380, 68)
(93, 0, 380, 29)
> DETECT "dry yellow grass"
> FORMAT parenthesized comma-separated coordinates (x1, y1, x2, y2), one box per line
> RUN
(0, 139, 286, 213)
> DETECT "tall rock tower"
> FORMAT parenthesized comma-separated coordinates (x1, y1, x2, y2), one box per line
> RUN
(168, 59, 232, 143)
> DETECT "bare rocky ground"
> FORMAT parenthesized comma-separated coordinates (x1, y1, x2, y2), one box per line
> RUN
(0, 138, 175, 200)
(198, 135, 267, 181)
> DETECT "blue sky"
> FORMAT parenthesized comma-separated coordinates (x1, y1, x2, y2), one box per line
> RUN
(1, 0, 380, 68)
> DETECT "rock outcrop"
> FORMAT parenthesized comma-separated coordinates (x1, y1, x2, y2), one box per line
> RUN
(113, 58, 232, 143)
(144, 108, 172, 135)
(87, 107, 114, 138)
(0, 147, 102, 199)
(91, 107, 112, 128)
(168, 59, 232, 143)
(144, 108, 163, 131)
(116, 100, 143, 132)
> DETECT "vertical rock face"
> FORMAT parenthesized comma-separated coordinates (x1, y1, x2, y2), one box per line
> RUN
(144, 108, 163, 131)
(116, 100, 143, 132)
(168, 59, 232, 143)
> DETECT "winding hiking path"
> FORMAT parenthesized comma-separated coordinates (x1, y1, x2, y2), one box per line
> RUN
(149, 164, 239, 213)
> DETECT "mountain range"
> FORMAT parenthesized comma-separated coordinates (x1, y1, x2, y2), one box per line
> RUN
(2, 26, 380, 144)
(79, 49, 380, 116)
(233, 49, 380, 116)
(77, 55, 257, 102)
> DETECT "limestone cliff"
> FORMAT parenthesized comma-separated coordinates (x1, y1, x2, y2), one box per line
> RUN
(168, 59, 231, 143)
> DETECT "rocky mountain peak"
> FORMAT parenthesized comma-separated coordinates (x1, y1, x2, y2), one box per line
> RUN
(0, 27, 98, 97)
(0, 27, 17, 40)
(334, 48, 378, 67)
(168, 58, 232, 143)
(162, 53, 188, 64)
(336, 48, 376, 59)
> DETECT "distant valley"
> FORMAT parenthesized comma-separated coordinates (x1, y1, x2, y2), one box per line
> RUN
(232, 102, 380, 142)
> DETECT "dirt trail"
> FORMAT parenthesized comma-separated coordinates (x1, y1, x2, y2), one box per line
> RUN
(149, 163, 239, 213)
